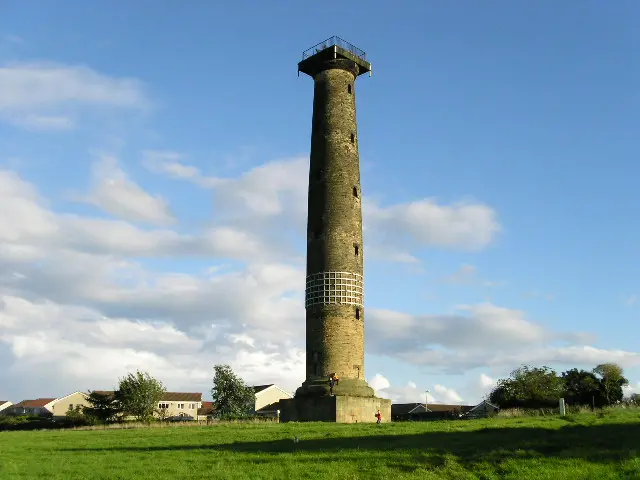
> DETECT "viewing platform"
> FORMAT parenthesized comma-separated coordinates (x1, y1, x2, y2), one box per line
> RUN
(298, 36, 372, 77)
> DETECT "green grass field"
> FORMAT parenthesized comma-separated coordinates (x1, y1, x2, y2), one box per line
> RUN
(1, 408, 639, 479)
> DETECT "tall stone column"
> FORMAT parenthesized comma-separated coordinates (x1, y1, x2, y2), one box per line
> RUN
(281, 37, 390, 422)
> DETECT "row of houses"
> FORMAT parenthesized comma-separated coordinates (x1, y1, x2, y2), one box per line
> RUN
(0, 384, 293, 421)
(1, 387, 498, 422)
(391, 400, 499, 420)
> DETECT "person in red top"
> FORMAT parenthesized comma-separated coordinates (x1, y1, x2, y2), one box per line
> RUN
(375, 409, 382, 424)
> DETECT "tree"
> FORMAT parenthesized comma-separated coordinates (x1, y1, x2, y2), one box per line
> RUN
(489, 365, 563, 408)
(561, 368, 604, 407)
(593, 363, 628, 405)
(116, 370, 166, 422)
(83, 391, 123, 423)
(65, 404, 95, 426)
(211, 364, 255, 419)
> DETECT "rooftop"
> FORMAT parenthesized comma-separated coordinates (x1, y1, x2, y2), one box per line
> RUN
(13, 398, 57, 408)
(91, 391, 202, 402)
(253, 384, 273, 394)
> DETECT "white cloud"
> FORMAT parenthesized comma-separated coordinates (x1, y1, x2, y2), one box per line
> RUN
(369, 374, 465, 404)
(367, 303, 639, 374)
(0, 169, 280, 262)
(0, 62, 149, 130)
(623, 382, 640, 397)
(0, 159, 637, 401)
(433, 384, 464, 404)
(442, 264, 502, 287)
(365, 198, 500, 251)
(144, 155, 501, 256)
(444, 264, 477, 284)
(74, 154, 175, 225)
(479, 373, 496, 390)
(0, 290, 306, 401)
(142, 151, 207, 183)
(369, 373, 391, 391)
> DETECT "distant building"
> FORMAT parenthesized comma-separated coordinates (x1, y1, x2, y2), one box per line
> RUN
(0, 400, 13, 414)
(391, 403, 427, 418)
(1, 392, 92, 418)
(253, 384, 293, 417)
(391, 402, 474, 421)
(92, 390, 203, 420)
(466, 400, 499, 418)
(197, 401, 215, 421)
(49, 392, 92, 417)
(3, 398, 57, 416)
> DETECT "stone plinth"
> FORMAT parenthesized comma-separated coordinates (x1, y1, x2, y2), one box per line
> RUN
(279, 395, 391, 423)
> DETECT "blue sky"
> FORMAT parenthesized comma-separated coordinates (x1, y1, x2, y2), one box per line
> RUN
(0, 1, 638, 403)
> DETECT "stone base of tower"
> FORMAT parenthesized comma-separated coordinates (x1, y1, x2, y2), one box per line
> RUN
(279, 395, 391, 424)
(295, 377, 376, 398)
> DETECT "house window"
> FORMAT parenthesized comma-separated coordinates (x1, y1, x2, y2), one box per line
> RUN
(355, 308, 360, 320)
(350, 133, 355, 143)
(354, 244, 359, 256)
(353, 186, 358, 198)
(178, 403, 184, 409)
(347, 84, 352, 94)
(158, 403, 169, 409)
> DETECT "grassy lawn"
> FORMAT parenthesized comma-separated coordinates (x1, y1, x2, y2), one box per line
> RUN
(1, 408, 639, 479)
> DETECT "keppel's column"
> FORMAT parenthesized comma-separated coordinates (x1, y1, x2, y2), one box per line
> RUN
(296, 49, 374, 399)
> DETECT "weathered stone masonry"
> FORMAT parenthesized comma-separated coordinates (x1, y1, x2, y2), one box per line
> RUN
(281, 38, 391, 422)
(296, 48, 374, 399)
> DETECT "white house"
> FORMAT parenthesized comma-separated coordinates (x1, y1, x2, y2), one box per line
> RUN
(0, 400, 13, 414)
(253, 384, 293, 416)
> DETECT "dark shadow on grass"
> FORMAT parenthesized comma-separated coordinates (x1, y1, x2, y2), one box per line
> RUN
(61, 423, 640, 470)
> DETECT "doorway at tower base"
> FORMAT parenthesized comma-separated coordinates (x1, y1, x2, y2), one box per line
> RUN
(279, 395, 391, 423)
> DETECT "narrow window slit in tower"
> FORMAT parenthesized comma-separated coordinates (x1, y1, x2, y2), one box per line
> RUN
(347, 84, 352, 94)
(354, 244, 359, 256)
(350, 133, 355, 143)
(355, 308, 360, 320)
(353, 186, 358, 197)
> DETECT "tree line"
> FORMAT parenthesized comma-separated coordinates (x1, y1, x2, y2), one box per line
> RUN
(71, 370, 167, 424)
(488, 362, 633, 409)
(72, 364, 255, 425)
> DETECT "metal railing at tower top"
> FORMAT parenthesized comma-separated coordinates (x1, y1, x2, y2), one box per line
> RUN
(302, 36, 367, 61)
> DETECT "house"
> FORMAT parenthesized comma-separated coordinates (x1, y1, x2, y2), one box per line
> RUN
(3, 398, 57, 416)
(92, 390, 203, 420)
(467, 400, 499, 418)
(48, 392, 92, 418)
(427, 404, 474, 415)
(391, 402, 474, 421)
(253, 384, 293, 416)
(197, 401, 215, 421)
(0, 401, 13, 414)
(157, 392, 202, 420)
(391, 403, 427, 419)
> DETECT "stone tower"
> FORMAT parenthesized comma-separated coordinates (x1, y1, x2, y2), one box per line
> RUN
(280, 36, 391, 423)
